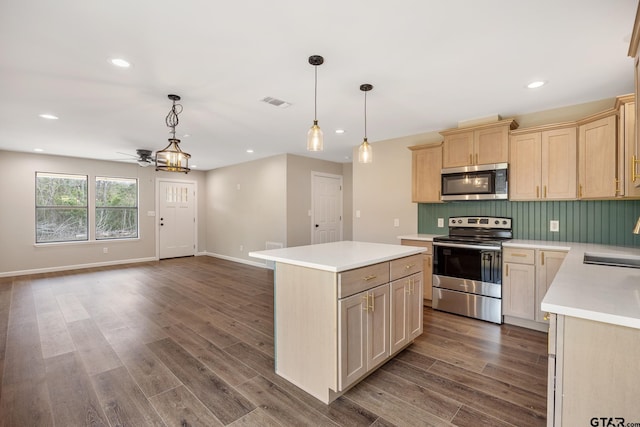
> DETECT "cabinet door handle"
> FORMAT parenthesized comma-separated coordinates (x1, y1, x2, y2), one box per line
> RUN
(363, 275, 377, 281)
(469, 154, 473, 165)
(536, 186, 539, 199)
(543, 312, 550, 321)
(541, 252, 545, 266)
(544, 185, 547, 199)
(579, 184, 583, 198)
(369, 293, 375, 312)
(362, 295, 369, 312)
(615, 178, 621, 196)
(404, 263, 415, 270)
(475, 153, 478, 165)
(632, 155, 639, 183)
(427, 257, 431, 267)
(505, 264, 509, 276)
(511, 253, 527, 257)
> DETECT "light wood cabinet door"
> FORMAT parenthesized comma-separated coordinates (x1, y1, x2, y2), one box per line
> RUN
(475, 125, 509, 165)
(423, 254, 433, 302)
(338, 291, 367, 390)
(579, 114, 617, 198)
(620, 100, 640, 196)
(411, 144, 442, 202)
(367, 284, 390, 369)
(542, 127, 577, 200)
(502, 262, 535, 320)
(535, 250, 566, 323)
(509, 132, 542, 200)
(442, 131, 474, 168)
(390, 273, 423, 355)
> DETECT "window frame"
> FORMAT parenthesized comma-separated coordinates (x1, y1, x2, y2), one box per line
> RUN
(95, 176, 139, 241)
(35, 172, 89, 244)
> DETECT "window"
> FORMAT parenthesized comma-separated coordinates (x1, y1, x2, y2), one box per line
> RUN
(36, 172, 88, 243)
(95, 176, 138, 240)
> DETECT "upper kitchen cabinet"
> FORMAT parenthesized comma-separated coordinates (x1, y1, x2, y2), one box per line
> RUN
(440, 119, 518, 168)
(577, 110, 618, 199)
(629, 11, 640, 191)
(409, 143, 442, 203)
(509, 124, 577, 201)
(616, 95, 640, 197)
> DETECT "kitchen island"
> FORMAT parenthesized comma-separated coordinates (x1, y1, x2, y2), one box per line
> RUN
(249, 241, 426, 404)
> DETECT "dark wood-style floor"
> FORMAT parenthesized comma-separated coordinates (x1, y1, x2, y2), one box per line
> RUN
(0, 256, 548, 426)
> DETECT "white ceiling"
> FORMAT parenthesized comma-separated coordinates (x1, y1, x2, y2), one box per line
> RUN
(0, 0, 637, 170)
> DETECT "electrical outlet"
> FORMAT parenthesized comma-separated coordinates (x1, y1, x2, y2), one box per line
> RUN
(437, 218, 444, 228)
(550, 220, 560, 232)
(356, 210, 361, 218)
(393, 218, 400, 227)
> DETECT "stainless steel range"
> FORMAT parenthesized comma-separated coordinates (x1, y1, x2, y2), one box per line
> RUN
(432, 216, 512, 324)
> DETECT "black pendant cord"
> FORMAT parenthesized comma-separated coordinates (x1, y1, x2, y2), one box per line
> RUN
(363, 90, 367, 140)
(314, 65, 318, 121)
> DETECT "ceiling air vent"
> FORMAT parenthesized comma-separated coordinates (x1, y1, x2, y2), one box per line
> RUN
(261, 96, 292, 109)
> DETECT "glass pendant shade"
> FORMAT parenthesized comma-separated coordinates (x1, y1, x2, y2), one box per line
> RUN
(155, 138, 191, 173)
(307, 120, 323, 151)
(358, 138, 373, 164)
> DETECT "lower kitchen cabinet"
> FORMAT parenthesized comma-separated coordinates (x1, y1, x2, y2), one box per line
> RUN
(339, 283, 389, 390)
(400, 239, 433, 305)
(502, 247, 567, 331)
(547, 314, 640, 425)
(390, 272, 423, 355)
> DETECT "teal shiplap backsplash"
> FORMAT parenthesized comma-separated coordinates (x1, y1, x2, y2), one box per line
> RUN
(418, 200, 640, 247)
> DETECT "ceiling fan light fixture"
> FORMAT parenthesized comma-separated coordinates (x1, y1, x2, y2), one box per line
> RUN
(155, 94, 191, 173)
(358, 84, 373, 164)
(307, 55, 324, 152)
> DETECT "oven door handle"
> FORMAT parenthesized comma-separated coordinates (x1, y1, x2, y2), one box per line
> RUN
(433, 242, 501, 251)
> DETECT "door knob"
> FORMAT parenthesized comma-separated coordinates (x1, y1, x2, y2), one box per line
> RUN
(315, 224, 319, 228)
(160, 223, 164, 226)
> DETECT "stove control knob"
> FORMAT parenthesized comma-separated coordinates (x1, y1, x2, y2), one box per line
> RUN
(494, 220, 499, 225)
(502, 220, 507, 225)
(457, 219, 462, 224)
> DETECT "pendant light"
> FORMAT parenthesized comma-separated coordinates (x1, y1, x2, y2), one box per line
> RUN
(156, 94, 191, 173)
(307, 55, 324, 151)
(358, 84, 373, 164)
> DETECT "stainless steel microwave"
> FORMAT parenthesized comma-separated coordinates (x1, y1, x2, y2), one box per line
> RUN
(441, 163, 508, 201)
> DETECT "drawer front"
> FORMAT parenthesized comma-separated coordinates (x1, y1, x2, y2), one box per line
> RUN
(338, 262, 389, 298)
(400, 240, 432, 255)
(503, 248, 535, 264)
(390, 254, 423, 281)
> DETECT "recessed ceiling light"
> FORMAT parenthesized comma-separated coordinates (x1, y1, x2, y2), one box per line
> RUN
(34, 148, 44, 152)
(39, 114, 58, 120)
(246, 149, 254, 153)
(191, 165, 197, 168)
(110, 58, 131, 68)
(527, 80, 546, 89)
(183, 134, 190, 138)
(335, 129, 345, 134)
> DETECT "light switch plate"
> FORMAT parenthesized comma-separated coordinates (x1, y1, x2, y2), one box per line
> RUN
(393, 218, 400, 227)
(438, 218, 444, 228)
(550, 220, 560, 232)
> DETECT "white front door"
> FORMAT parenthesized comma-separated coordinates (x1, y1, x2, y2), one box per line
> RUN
(312, 172, 342, 244)
(158, 180, 196, 259)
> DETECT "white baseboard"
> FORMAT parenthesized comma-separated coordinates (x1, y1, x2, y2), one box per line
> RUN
(203, 252, 270, 269)
(0, 257, 159, 278)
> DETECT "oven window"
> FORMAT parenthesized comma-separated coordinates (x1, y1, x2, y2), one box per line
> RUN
(442, 171, 494, 195)
(434, 246, 501, 284)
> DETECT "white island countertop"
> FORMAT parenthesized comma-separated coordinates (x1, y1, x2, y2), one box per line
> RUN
(517, 240, 640, 330)
(249, 241, 426, 273)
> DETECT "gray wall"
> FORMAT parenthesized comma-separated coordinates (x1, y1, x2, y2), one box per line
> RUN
(0, 150, 207, 276)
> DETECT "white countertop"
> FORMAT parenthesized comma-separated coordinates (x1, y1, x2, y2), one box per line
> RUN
(526, 241, 640, 329)
(249, 241, 426, 273)
(397, 234, 440, 242)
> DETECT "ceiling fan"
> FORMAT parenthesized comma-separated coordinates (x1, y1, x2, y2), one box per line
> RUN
(116, 149, 155, 167)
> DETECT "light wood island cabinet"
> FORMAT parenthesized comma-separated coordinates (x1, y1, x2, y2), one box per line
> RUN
(440, 118, 517, 168)
(409, 143, 442, 203)
(249, 241, 425, 404)
(509, 125, 577, 200)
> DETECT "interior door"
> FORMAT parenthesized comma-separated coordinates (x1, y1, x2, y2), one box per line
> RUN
(159, 180, 195, 259)
(312, 173, 342, 244)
